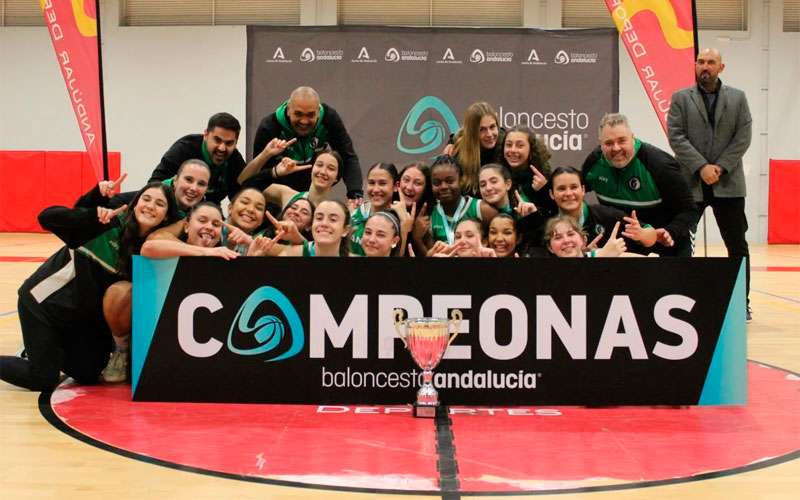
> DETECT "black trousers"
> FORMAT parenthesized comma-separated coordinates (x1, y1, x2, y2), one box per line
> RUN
(0, 294, 112, 391)
(696, 191, 750, 302)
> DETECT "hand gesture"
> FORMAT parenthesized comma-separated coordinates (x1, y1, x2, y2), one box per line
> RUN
(247, 231, 285, 257)
(582, 232, 603, 253)
(391, 200, 416, 236)
(263, 137, 297, 158)
(622, 210, 644, 241)
(407, 243, 416, 257)
(96, 204, 127, 225)
(530, 166, 547, 191)
(441, 144, 454, 156)
(412, 203, 430, 241)
(275, 157, 312, 178)
(477, 245, 497, 258)
(265, 211, 303, 244)
(431, 240, 469, 258)
(596, 221, 627, 257)
(98, 173, 127, 198)
(513, 190, 537, 217)
(655, 228, 674, 247)
(223, 222, 253, 248)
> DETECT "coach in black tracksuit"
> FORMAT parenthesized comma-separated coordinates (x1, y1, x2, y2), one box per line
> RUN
(246, 86, 363, 199)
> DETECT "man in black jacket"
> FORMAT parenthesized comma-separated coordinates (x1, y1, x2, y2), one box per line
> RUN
(149, 112, 245, 204)
(247, 86, 362, 199)
(581, 113, 697, 256)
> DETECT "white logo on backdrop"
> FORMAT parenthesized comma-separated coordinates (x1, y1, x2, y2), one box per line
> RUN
(273, 47, 285, 60)
(266, 46, 292, 63)
(521, 49, 546, 66)
(357, 47, 370, 60)
(385, 48, 400, 62)
(436, 48, 462, 64)
(470, 49, 486, 64)
(554, 50, 570, 65)
(300, 48, 315, 62)
(352, 46, 376, 63)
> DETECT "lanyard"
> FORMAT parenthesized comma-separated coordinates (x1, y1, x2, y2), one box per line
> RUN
(436, 196, 468, 244)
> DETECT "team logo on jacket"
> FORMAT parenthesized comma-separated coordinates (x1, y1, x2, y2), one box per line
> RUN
(628, 177, 642, 191)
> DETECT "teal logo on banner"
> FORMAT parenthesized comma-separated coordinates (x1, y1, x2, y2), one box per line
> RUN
(227, 286, 305, 362)
(396, 96, 459, 155)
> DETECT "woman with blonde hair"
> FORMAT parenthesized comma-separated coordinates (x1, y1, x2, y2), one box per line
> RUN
(450, 102, 504, 196)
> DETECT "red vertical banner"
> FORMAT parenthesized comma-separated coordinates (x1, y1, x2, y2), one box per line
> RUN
(604, 0, 696, 133)
(39, 0, 107, 181)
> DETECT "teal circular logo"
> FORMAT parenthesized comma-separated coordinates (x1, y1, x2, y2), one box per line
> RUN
(397, 96, 459, 155)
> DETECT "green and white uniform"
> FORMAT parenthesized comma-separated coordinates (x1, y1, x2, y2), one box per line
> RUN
(302, 240, 316, 257)
(349, 202, 375, 256)
(431, 196, 482, 244)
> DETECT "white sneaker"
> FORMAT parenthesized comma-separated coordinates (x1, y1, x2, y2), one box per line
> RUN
(102, 350, 128, 383)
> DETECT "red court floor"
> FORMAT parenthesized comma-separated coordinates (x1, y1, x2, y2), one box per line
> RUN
(42, 360, 800, 496)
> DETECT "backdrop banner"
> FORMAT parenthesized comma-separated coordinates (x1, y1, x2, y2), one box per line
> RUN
(132, 257, 746, 406)
(246, 26, 619, 170)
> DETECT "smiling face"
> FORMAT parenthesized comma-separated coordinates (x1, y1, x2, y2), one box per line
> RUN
(366, 167, 397, 210)
(287, 94, 320, 137)
(453, 219, 483, 257)
(600, 124, 635, 169)
(488, 216, 517, 257)
(431, 164, 461, 205)
(361, 215, 399, 257)
(399, 166, 426, 204)
(550, 172, 585, 216)
(503, 131, 531, 169)
(133, 187, 169, 235)
(479, 167, 512, 206)
(282, 198, 313, 232)
(312, 200, 349, 247)
(478, 114, 499, 150)
(203, 126, 238, 166)
(229, 189, 265, 233)
(547, 220, 586, 258)
(185, 205, 224, 248)
(173, 163, 210, 210)
(310, 152, 340, 190)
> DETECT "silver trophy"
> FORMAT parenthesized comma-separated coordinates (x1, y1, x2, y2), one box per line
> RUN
(394, 308, 463, 418)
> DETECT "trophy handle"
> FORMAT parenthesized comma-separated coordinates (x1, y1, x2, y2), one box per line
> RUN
(447, 309, 462, 347)
(393, 308, 408, 348)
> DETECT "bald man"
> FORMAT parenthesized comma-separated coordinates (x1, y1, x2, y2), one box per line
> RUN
(667, 48, 753, 319)
(247, 86, 363, 199)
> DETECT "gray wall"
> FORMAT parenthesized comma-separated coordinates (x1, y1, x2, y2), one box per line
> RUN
(1, 0, 797, 242)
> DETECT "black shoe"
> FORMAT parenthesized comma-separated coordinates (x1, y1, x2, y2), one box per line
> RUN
(746, 306, 752, 323)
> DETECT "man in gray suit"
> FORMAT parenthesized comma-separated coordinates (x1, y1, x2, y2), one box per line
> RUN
(667, 48, 753, 319)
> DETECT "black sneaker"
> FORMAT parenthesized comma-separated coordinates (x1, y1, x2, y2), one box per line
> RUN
(746, 306, 752, 323)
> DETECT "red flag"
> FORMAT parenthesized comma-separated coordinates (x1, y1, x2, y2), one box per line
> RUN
(40, 0, 108, 181)
(604, 0, 696, 134)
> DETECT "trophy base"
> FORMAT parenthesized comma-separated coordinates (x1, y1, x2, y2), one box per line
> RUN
(413, 403, 437, 418)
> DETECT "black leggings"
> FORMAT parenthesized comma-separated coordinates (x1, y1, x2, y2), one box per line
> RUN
(0, 294, 112, 391)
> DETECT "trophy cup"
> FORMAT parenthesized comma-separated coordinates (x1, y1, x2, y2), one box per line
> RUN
(393, 308, 463, 418)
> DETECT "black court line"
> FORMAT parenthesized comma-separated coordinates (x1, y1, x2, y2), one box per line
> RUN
(39, 359, 800, 497)
(435, 405, 461, 500)
(752, 288, 800, 304)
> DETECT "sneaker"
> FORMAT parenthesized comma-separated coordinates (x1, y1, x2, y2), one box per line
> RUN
(746, 306, 752, 323)
(102, 349, 129, 383)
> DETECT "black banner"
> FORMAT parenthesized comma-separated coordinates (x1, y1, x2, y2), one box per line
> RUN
(132, 257, 746, 405)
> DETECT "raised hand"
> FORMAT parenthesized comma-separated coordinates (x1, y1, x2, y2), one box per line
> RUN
(407, 243, 416, 257)
(583, 232, 603, 253)
(432, 240, 469, 258)
(596, 221, 627, 257)
(391, 200, 415, 236)
(513, 190, 537, 217)
(265, 211, 302, 243)
(274, 157, 312, 178)
(263, 137, 297, 158)
(98, 173, 127, 198)
(412, 202, 430, 240)
(530, 165, 547, 191)
(96, 204, 127, 224)
(223, 222, 253, 248)
(247, 230, 285, 257)
(655, 228, 674, 247)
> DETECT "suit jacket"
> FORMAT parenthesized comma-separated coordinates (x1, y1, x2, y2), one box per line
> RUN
(667, 83, 752, 200)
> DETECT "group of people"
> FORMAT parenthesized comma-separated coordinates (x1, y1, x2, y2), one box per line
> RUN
(0, 48, 752, 392)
